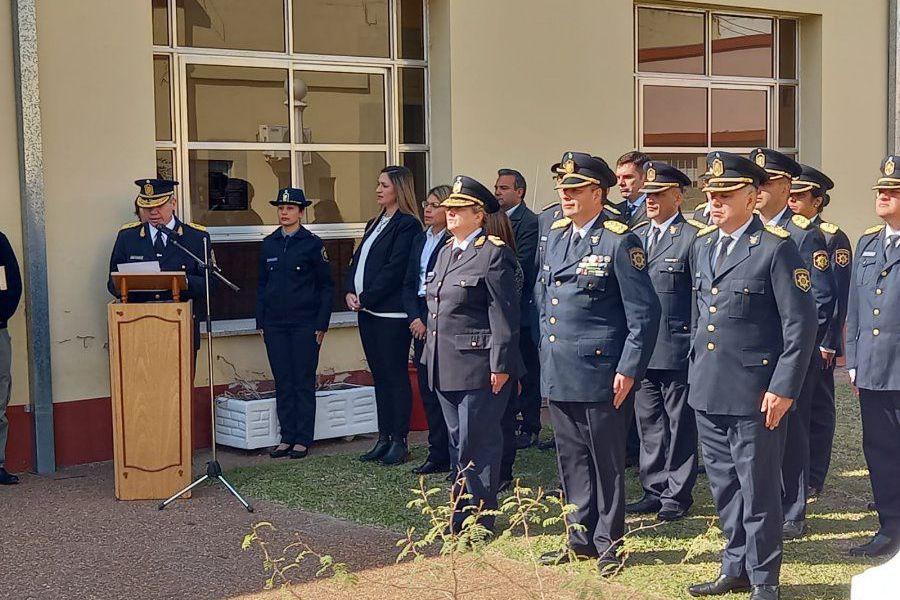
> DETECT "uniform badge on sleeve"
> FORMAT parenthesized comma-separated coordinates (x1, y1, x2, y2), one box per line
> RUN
(813, 250, 829, 271)
(835, 249, 850, 267)
(794, 268, 811, 292)
(630, 247, 647, 271)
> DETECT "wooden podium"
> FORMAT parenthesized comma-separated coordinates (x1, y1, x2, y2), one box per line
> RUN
(108, 272, 192, 500)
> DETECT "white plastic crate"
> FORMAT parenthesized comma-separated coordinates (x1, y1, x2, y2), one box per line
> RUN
(214, 384, 378, 450)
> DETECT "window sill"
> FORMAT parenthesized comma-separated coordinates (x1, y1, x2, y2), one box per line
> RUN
(201, 312, 359, 338)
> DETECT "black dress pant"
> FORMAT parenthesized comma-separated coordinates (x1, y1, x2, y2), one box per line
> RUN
(517, 326, 542, 434)
(263, 324, 320, 447)
(412, 302, 450, 464)
(438, 384, 511, 531)
(358, 311, 413, 438)
(697, 410, 788, 587)
(781, 358, 816, 522)
(634, 368, 697, 511)
(859, 389, 900, 537)
(809, 360, 837, 489)
(550, 398, 630, 558)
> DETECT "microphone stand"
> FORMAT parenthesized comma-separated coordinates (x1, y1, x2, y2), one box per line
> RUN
(159, 230, 253, 513)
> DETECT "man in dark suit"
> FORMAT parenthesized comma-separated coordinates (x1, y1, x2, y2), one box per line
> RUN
(687, 152, 817, 600)
(787, 166, 851, 497)
(536, 152, 660, 574)
(495, 169, 542, 459)
(403, 190, 450, 475)
(750, 148, 836, 540)
(107, 179, 213, 363)
(0, 228, 22, 485)
(626, 162, 700, 522)
(845, 155, 900, 558)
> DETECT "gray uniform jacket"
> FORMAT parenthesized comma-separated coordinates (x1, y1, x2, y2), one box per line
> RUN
(846, 225, 900, 391)
(536, 214, 661, 403)
(424, 234, 521, 392)
(688, 216, 818, 415)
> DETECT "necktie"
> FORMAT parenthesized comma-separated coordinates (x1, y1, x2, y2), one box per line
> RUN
(887, 234, 899, 260)
(714, 235, 732, 275)
(646, 227, 660, 255)
(567, 231, 582, 260)
(154, 230, 165, 257)
(452, 247, 463, 262)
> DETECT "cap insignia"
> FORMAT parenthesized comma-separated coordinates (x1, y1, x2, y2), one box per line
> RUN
(453, 177, 463, 194)
(646, 166, 656, 182)
(144, 182, 154, 196)
(887, 157, 896, 177)
(711, 158, 724, 178)
(564, 159, 575, 174)
(755, 152, 767, 167)
(282, 189, 289, 202)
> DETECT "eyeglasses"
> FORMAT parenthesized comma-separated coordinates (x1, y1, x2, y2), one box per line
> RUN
(421, 201, 442, 209)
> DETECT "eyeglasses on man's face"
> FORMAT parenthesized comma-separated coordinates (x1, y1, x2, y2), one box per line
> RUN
(421, 201, 442, 209)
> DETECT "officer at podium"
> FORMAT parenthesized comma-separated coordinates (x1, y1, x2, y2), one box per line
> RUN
(107, 179, 212, 358)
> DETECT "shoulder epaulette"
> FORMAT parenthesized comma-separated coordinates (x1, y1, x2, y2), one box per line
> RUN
(474, 235, 486, 248)
(865, 224, 885, 235)
(605, 204, 622, 216)
(445, 236, 454, 244)
(541, 201, 560, 212)
(819, 221, 839, 235)
(603, 220, 628, 234)
(791, 214, 811, 230)
(697, 224, 718, 237)
(695, 202, 708, 211)
(686, 218, 705, 230)
(631, 220, 650, 231)
(765, 224, 791, 239)
(185, 222, 208, 232)
(550, 217, 572, 230)
(119, 221, 141, 231)
(487, 235, 505, 247)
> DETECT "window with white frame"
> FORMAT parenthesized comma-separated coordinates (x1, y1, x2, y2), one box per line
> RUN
(152, 0, 429, 322)
(635, 6, 798, 208)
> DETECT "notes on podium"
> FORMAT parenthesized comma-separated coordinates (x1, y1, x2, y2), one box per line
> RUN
(108, 271, 193, 500)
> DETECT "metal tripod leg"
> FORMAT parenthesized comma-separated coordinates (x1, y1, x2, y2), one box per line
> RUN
(158, 474, 210, 510)
(217, 475, 254, 512)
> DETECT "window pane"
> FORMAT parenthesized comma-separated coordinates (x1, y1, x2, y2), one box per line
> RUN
(398, 0, 425, 60)
(711, 15, 773, 78)
(647, 153, 707, 209)
(293, 0, 389, 58)
(176, 0, 285, 52)
(711, 88, 767, 147)
(400, 68, 426, 144)
(152, 0, 169, 46)
(188, 150, 291, 227)
(637, 8, 705, 75)
(187, 65, 288, 143)
(156, 149, 175, 180)
(154, 55, 172, 142)
(778, 19, 797, 80)
(778, 85, 797, 148)
(293, 71, 385, 145)
(402, 151, 428, 208)
(298, 151, 386, 224)
(643, 86, 707, 147)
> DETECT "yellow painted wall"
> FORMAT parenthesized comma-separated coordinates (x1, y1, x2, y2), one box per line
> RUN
(0, 1, 29, 407)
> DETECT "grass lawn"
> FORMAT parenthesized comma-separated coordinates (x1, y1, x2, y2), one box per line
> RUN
(227, 377, 883, 599)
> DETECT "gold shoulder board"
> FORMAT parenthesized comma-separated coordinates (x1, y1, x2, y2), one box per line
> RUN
(604, 220, 628, 234)
(631, 221, 650, 231)
(695, 202, 708, 210)
(819, 222, 839, 235)
(487, 235, 505, 246)
(765, 224, 791, 239)
(119, 221, 141, 231)
(605, 204, 622, 216)
(541, 201, 560, 212)
(474, 235, 486, 248)
(551, 217, 572, 230)
(686, 219, 706, 230)
(186, 222, 208, 232)
(697, 224, 719, 237)
(865, 224, 886, 235)
(791, 214, 811, 230)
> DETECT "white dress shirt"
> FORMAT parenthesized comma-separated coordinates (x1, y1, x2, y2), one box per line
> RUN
(572, 213, 602, 241)
(148, 216, 177, 247)
(452, 227, 483, 251)
(765, 205, 791, 227)
(647, 212, 681, 249)
(714, 216, 755, 262)
(355, 213, 407, 319)
(505, 202, 522, 218)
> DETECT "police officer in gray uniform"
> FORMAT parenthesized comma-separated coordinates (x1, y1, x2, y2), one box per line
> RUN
(626, 162, 700, 522)
(787, 166, 851, 496)
(423, 175, 520, 532)
(846, 156, 900, 558)
(750, 148, 836, 540)
(536, 152, 660, 573)
(687, 152, 817, 600)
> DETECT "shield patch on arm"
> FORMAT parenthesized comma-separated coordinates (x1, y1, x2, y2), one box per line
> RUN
(835, 249, 850, 267)
(813, 250, 829, 271)
(794, 268, 811, 292)
(630, 247, 647, 271)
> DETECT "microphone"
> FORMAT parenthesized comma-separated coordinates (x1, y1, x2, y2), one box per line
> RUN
(154, 223, 180, 239)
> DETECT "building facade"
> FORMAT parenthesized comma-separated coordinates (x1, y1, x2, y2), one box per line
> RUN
(1, 0, 891, 471)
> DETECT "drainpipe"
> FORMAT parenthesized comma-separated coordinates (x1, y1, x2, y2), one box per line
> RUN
(11, 0, 55, 474)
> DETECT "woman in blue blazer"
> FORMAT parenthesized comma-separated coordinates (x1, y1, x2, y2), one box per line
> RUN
(345, 165, 423, 465)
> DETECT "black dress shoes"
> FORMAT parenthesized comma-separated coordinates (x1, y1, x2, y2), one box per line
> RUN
(289, 445, 308, 459)
(597, 554, 622, 576)
(625, 494, 662, 514)
(657, 507, 688, 521)
(687, 574, 751, 597)
(807, 485, 822, 498)
(380, 437, 409, 465)
(515, 431, 539, 449)
(782, 520, 805, 540)
(749, 585, 780, 600)
(411, 460, 450, 475)
(0, 468, 19, 485)
(269, 445, 291, 459)
(849, 532, 900, 557)
(359, 435, 391, 462)
(537, 437, 556, 451)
